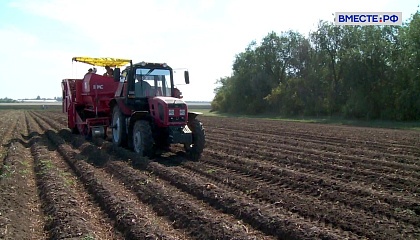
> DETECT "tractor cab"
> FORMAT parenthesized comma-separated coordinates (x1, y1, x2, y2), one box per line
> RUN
(115, 62, 187, 100)
(134, 68, 171, 97)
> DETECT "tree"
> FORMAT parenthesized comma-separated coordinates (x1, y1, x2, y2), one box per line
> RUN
(211, 10, 420, 120)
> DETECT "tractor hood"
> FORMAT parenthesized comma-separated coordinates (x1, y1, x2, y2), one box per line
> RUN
(149, 96, 188, 127)
(153, 96, 187, 106)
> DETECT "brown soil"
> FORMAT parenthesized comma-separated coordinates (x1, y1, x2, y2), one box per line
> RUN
(0, 110, 418, 240)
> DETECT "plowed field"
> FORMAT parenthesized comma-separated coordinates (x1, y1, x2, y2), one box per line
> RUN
(0, 110, 419, 239)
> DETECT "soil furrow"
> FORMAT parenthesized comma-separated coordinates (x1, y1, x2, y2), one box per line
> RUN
(202, 118, 420, 154)
(206, 138, 420, 194)
(0, 111, 19, 174)
(0, 111, 18, 145)
(207, 129, 420, 168)
(202, 149, 420, 223)
(34, 110, 276, 239)
(30, 112, 192, 240)
(26, 112, 98, 239)
(108, 160, 274, 240)
(0, 111, 46, 239)
(26, 111, 420, 239)
(36, 111, 420, 187)
(174, 161, 404, 239)
(54, 133, 353, 239)
(66, 135, 275, 240)
(0, 112, 19, 178)
(34, 111, 307, 240)
(27, 112, 125, 240)
(206, 124, 420, 155)
(206, 134, 420, 184)
(179, 159, 419, 231)
(144, 160, 357, 239)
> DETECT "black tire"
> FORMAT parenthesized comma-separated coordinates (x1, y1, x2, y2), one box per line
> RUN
(112, 106, 127, 146)
(71, 127, 79, 134)
(184, 119, 205, 161)
(132, 120, 154, 157)
(85, 128, 93, 140)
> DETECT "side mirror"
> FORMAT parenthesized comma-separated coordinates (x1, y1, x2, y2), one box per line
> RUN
(184, 71, 190, 84)
(113, 68, 121, 82)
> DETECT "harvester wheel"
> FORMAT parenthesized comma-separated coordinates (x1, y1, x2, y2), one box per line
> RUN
(132, 120, 154, 157)
(112, 106, 127, 147)
(184, 119, 205, 161)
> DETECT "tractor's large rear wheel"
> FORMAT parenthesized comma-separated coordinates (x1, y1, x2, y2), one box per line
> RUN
(112, 106, 127, 147)
(132, 120, 154, 157)
(184, 119, 205, 161)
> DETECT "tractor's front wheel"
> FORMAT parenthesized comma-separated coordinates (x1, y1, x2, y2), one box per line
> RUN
(112, 106, 127, 147)
(184, 119, 205, 161)
(132, 120, 154, 157)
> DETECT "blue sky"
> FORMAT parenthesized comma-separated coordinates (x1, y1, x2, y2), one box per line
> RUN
(0, 0, 418, 101)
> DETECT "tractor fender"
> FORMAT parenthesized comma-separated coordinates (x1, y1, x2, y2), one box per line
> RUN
(109, 99, 117, 111)
(188, 111, 203, 121)
(110, 98, 132, 116)
(128, 111, 151, 133)
(126, 111, 152, 149)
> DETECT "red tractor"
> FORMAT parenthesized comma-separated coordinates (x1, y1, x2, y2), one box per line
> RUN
(62, 57, 205, 161)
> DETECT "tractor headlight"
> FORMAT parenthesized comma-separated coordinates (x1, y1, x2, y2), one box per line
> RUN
(179, 109, 186, 116)
(169, 109, 174, 116)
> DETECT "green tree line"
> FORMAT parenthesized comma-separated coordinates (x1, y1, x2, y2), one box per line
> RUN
(212, 11, 420, 120)
(0, 98, 18, 103)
